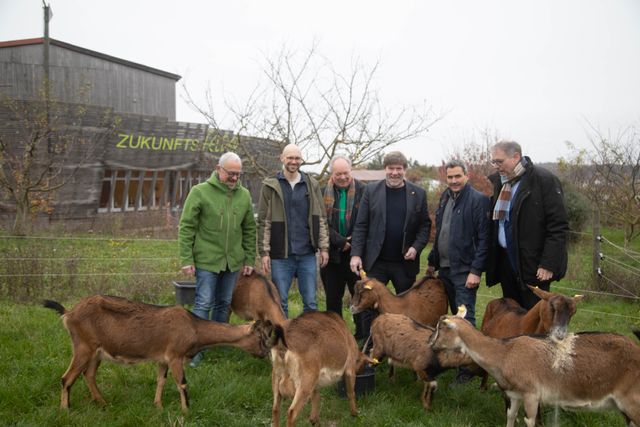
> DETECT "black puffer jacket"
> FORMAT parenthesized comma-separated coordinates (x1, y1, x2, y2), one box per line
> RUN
(486, 157, 569, 287)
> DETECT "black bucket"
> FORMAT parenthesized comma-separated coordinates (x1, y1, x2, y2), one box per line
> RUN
(336, 365, 376, 398)
(172, 281, 196, 305)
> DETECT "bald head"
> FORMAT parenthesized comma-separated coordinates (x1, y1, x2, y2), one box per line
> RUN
(280, 144, 303, 176)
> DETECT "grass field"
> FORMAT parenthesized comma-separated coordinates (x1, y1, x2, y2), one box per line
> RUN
(0, 230, 638, 426)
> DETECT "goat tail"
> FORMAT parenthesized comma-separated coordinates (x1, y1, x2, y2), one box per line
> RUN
(271, 324, 288, 349)
(43, 300, 66, 316)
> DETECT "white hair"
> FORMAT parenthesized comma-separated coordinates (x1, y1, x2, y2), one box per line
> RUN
(218, 152, 242, 167)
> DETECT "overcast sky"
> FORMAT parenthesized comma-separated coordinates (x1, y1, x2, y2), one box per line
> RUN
(1, 0, 639, 165)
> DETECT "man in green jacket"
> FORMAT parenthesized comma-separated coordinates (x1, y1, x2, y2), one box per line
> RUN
(258, 144, 329, 317)
(179, 152, 257, 365)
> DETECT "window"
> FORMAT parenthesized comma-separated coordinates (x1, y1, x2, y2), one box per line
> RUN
(98, 168, 209, 213)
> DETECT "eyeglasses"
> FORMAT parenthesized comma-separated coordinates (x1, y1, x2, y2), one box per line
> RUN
(220, 166, 243, 178)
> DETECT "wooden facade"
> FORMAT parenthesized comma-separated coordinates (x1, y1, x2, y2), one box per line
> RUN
(0, 38, 279, 224)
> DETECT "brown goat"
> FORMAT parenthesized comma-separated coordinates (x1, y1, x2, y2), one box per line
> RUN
(44, 295, 270, 411)
(231, 271, 287, 325)
(350, 276, 448, 326)
(268, 311, 374, 427)
(369, 313, 473, 411)
(482, 285, 584, 340)
(431, 308, 640, 427)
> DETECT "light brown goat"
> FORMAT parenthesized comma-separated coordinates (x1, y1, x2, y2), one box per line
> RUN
(231, 271, 287, 325)
(431, 308, 640, 427)
(479, 286, 584, 389)
(369, 313, 473, 411)
(268, 311, 374, 427)
(44, 295, 269, 411)
(350, 276, 448, 326)
(481, 285, 584, 341)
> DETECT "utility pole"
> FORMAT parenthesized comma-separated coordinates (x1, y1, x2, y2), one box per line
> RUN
(43, 1, 52, 152)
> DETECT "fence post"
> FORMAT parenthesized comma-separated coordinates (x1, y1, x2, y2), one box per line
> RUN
(592, 207, 601, 288)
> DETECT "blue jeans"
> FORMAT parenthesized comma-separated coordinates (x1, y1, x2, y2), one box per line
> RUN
(439, 268, 478, 327)
(193, 268, 239, 323)
(271, 254, 318, 317)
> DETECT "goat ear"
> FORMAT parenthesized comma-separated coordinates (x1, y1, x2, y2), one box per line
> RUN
(456, 305, 467, 319)
(528, 285, 553, 300)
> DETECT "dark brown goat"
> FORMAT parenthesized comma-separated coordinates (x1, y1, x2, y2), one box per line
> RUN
(481, 285, 584, 341)
(231, 271, 287, 325)
(350, 276, 448, 326)
(44, 295, 269, 411)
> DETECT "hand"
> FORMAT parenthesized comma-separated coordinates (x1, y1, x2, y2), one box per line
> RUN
(319, 250, 329, 268)
(242, 265, 254, 276)
(465, 272, 481, 289)
(536, 267, 553, 282)
(261, 255, 271, 274)
(181, 265, 195, 276)
(426, 265, 436, 278)
(404, 247, 417, 261)
(350, 256, 363, 274)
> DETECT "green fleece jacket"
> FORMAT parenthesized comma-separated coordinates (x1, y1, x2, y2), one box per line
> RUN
(178, 172, 256, 272)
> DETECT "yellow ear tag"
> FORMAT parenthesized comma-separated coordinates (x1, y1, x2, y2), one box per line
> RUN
(359, 269, 367, 280)
(364, 284, 372, 290)
(371, 358, 380, 365)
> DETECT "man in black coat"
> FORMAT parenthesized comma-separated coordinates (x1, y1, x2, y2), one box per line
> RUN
(350, 151, 431, 294)
(486, 141, 569, 309)
(320, 155, 368, 339)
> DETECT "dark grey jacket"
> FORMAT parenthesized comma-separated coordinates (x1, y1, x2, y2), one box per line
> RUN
(350, 179, 431, 277)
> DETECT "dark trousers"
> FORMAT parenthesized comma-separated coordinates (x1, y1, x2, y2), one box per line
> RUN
(439, 268, 478, 327)
(320, 253, 368, 339)
(497, 247, 549, 309)
(369, 259, 416, 294)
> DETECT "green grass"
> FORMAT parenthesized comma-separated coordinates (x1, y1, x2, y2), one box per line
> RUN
(0, 230, 638, 426)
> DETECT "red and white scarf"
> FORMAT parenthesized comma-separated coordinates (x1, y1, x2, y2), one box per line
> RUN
(492, 161, 526, 220)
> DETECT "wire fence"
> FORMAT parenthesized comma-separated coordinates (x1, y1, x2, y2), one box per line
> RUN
(1, 232, 638, 320)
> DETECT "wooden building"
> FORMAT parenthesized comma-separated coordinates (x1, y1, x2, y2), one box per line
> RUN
(0, 38, 279, 227)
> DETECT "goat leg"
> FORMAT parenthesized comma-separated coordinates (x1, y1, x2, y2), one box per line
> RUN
(308, 388, 321, 425)
(506, 397, 521, 427)
(168, 359, 189, 412)
(154, 363, 169, 408)
(83, 356, 106, 406)
(522, 394, 539, 427)
(286, 388, 312, 427)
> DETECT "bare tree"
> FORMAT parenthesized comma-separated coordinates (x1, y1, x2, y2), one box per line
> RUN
(0, 89, 119, 235)
(183, 43, 442, 179)
(559, 122, 640, 245)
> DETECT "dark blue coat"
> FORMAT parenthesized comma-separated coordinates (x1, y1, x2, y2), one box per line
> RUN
(427, 183, 491, 276)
